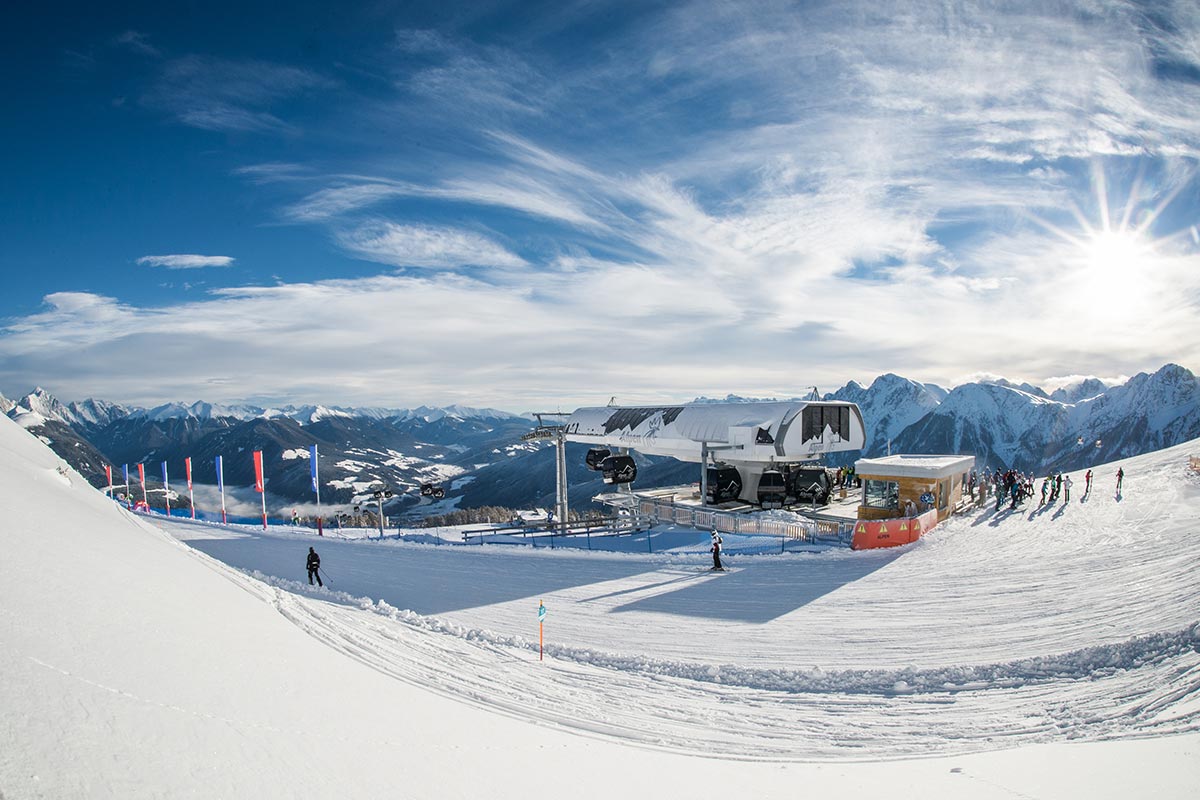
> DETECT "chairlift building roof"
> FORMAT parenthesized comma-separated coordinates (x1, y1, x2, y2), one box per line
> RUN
(854, 454, 975, 480)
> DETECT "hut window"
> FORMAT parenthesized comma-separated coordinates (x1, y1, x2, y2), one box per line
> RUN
(863, 479, 899, 510)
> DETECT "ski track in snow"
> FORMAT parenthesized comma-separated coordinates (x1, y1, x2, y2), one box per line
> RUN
(168, 443, 1200, 761)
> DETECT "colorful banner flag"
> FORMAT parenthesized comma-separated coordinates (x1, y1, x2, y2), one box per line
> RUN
(122, 463, 129, 486)
(215, 455, 227, 524)
(309, 444, 319, 494)
(105, 464, 112, 488)
(253, 450, 267, 530)
(161, 461, 171, 517)
(137, 463, 145, 489)
(185, 457, 194, 519)
(253, 450, 264, 493)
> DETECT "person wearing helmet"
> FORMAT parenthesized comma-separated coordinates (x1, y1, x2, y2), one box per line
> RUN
(710, 530, 724, 571)
(306, 547, 323, 587)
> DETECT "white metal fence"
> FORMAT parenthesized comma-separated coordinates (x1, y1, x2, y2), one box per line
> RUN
(635, 498, 854, 543)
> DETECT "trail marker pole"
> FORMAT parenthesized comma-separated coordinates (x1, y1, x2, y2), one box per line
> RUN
(538, 600, 546, 661)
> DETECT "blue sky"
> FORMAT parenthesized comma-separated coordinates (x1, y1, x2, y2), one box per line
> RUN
(2, 0, 1199, 411)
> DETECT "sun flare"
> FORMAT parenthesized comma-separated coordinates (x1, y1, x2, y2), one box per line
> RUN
(1082, 229, 1151, 278)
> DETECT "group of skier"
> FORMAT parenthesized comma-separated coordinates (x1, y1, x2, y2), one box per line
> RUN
(833, 465, 859, 488)
(1039, 472, 1076, 504)
(970, 462, 1127, 513)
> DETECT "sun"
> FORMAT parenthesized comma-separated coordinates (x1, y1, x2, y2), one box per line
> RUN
(1081, 229, 1152, 279)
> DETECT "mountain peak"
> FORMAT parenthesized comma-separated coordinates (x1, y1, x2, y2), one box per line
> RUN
(1049, 377, 1110, 404)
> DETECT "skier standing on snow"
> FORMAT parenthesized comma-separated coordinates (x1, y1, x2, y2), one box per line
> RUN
(1116, 468, 1124, 493)
(1084, 469, 1093, 495)
(1062, 474, 1072, 503)
(710, 530, 724, 571)
(1040, 478, 1049, 505)
(306, 546, 323, 587)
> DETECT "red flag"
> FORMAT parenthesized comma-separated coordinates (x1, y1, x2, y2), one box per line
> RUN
(253, 450, 264, 493)
(137, 463, 146, 489)
(185, 457, 193, 490)
(105, 464, 112, 486)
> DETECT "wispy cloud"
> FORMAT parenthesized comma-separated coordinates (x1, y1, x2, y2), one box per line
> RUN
(138, 255, 235, 269)
(144, 56, 334, 134)
(112, 30, 161, 58)
(283, 181, 412, 222)
(336, 222, 526, 269)
(233, 163, 315, 184)
(393, 28, 552, 118)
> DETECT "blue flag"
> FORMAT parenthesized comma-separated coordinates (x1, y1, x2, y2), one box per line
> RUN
(215, 455, 224, 492)
(538, 600, 546, 623)
(122, 464, 129, 484)
(161, 461, 169, 489)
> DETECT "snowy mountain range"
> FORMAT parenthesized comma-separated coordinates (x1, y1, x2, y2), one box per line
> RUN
(3, 363, 1198, 512)
(2, 388, 522, 430)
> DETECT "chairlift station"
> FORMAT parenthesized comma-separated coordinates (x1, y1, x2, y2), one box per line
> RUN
(521, 399, 974, 549)
(564, 400, 866, 507)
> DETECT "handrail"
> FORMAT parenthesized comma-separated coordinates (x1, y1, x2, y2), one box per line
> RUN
(628, 495, 855, 544)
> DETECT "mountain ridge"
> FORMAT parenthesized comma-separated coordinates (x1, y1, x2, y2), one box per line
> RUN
(5, 363, 1197, 513)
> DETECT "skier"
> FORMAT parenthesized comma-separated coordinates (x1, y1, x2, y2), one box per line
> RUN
(1062, 474, 1072, 503)
(1040, 478, 1049, 505)
(1085, 469, 1093, 495)
(1116, 468, 1124, 493)
(710, 530, 724, 571)
(291, 509, 300, 526)
(306, 546, 323, 587)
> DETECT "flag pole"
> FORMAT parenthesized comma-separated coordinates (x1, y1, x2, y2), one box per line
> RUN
(253, 450, 267, 530)
(161, 461, 171, 518)
(216, 455, 227, 525)
(311, 444, 322, 535)
(185, 457, 195, 519)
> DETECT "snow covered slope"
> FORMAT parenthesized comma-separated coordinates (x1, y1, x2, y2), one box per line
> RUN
(1, 412, 1198, 798)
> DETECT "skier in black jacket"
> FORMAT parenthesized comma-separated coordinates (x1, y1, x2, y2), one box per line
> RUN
(710, 530, 724, 571)
(306, 547, 323, 587)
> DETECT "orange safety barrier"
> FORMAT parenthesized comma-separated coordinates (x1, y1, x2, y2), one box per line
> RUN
(851, 509, 938, 550)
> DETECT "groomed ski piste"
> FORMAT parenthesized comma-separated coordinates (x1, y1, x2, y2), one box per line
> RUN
(2, 412, 1198, 799)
